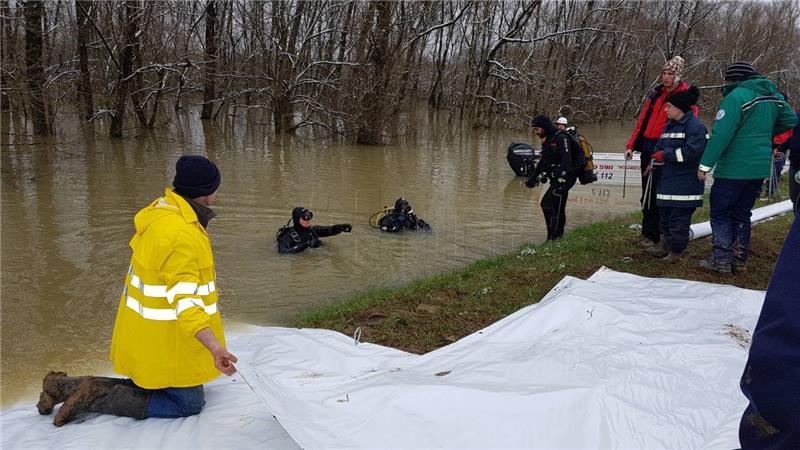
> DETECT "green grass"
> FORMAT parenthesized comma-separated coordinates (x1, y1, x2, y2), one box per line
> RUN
(294, 181, 795, 354)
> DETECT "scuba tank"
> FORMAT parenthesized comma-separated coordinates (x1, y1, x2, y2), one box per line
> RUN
(276, 217, 293, 239)
(369, 206, 393, 229)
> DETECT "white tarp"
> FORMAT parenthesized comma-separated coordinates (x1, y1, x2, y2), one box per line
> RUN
(2, 268, 763, 449)
(0, 357, 301, 449)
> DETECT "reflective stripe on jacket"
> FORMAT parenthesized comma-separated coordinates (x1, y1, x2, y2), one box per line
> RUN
(655, 111, 708, 208)
(109, 188, 225, 389)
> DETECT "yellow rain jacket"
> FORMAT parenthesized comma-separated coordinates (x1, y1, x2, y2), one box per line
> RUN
(109, 188, 226, 389)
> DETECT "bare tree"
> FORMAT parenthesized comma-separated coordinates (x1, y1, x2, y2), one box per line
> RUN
(353, 0, 393, 144)
(201, 0, 218, 120)
(75, 0, 94, 120)
(0, 0, 13, 112)
(2, 0, 799, 140)
(110, 1, 140, 138)
(23, 0, 51, 135)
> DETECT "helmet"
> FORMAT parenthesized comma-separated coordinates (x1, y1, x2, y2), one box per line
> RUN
(556, 117, 568, 125)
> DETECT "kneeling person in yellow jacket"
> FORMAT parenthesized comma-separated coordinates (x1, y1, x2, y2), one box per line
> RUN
(37, 155, 238, 426)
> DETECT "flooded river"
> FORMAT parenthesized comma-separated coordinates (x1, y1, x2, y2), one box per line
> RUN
(1, 111, 639, 405)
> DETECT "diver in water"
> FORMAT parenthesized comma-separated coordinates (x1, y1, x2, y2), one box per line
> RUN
(377, 198, 431, 232)
(276, 207, 352, 254)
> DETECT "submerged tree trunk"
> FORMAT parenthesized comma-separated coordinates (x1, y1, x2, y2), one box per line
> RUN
(75, 0, 94, 120)
(356, 0, 392, 145)
(0, 0, 12, 112)
(23, 0, 50, 135)
(272, 0, 305, 134)
(201, 0, 217, 120)
(110, 1, 139, 138)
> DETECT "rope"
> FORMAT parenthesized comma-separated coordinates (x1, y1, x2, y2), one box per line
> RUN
(642, 162, 654, 210)
(768, 154, 778, 198)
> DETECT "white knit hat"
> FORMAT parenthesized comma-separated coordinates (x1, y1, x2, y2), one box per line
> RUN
(663, 56, 685, 82)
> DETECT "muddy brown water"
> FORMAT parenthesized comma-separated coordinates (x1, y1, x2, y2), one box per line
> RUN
(1, 111, 639, 406)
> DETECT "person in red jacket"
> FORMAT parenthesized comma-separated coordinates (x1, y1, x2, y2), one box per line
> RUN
(625, 56, 699, 248)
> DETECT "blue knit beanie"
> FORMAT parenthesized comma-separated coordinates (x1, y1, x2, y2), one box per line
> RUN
(172, 155, 220, 199)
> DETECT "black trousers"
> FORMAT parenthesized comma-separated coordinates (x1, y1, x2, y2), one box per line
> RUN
(659, 206, 696, 254)
(639, 150, 661, 243)
(541, 177, 576, 241)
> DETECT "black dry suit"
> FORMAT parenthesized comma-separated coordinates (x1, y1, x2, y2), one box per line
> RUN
(526, 123, 578, 241)
(276, 207, 351, 254)
(378, 198, 431, 233)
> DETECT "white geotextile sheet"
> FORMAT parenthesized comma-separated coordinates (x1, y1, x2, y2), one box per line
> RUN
(1, 268, 764, 449)
(248, 268, 764, 449)
(0, 338, 302, 449)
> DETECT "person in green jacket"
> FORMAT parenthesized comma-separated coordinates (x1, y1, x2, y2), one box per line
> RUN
(697, 62, 798, 274)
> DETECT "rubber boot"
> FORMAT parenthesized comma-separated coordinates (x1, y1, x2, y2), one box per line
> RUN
(698, 258, 732, 274)
(661, 252, 682, 263)
(53, 377, 149, 426)
(37, 372, 126, 415)
(645, 241, 668, 258)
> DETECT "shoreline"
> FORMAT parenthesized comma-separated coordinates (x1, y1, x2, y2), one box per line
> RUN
(2, 188, 792, 409)
(293, 190, 794, 354)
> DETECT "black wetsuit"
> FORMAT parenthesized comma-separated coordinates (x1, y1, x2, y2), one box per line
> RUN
(528, 129, 578, 241)
(378, 199, 431, 232)
(277, 207, 351, 254)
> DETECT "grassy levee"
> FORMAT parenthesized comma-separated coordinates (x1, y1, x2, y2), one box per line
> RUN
(294, 186, 795, 354)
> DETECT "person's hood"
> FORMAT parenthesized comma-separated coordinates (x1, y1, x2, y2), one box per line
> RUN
(541, 122, 557, 137)
(722, 76, 779, 97)
(394, 198, 410, 213)
(292, 206, 309, 229)
(134, 189, 203, 236)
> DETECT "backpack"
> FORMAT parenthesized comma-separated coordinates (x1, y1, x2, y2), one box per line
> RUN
(564, 128, 597, 185)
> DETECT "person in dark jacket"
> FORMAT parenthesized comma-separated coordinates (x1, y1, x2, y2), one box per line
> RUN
(276, 207, 351, 254)
(739, 216, 800, 448)
(526, 115, 578, 241)
(645, 86, 706, 261)
(378, 198, 431, 232)
(625, 56, 699, 249)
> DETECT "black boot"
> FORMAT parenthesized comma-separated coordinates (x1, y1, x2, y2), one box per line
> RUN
(37, 371, 127, 415)
(53, 377, 150, 426)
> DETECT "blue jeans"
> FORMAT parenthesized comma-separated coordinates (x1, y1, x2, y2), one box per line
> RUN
(123, 380, 205, 418)
(709, 178, 763, 264)
(659, 206, 695, 254)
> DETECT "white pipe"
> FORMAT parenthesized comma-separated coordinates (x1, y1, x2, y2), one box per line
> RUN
(689, 200, 794, 240)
